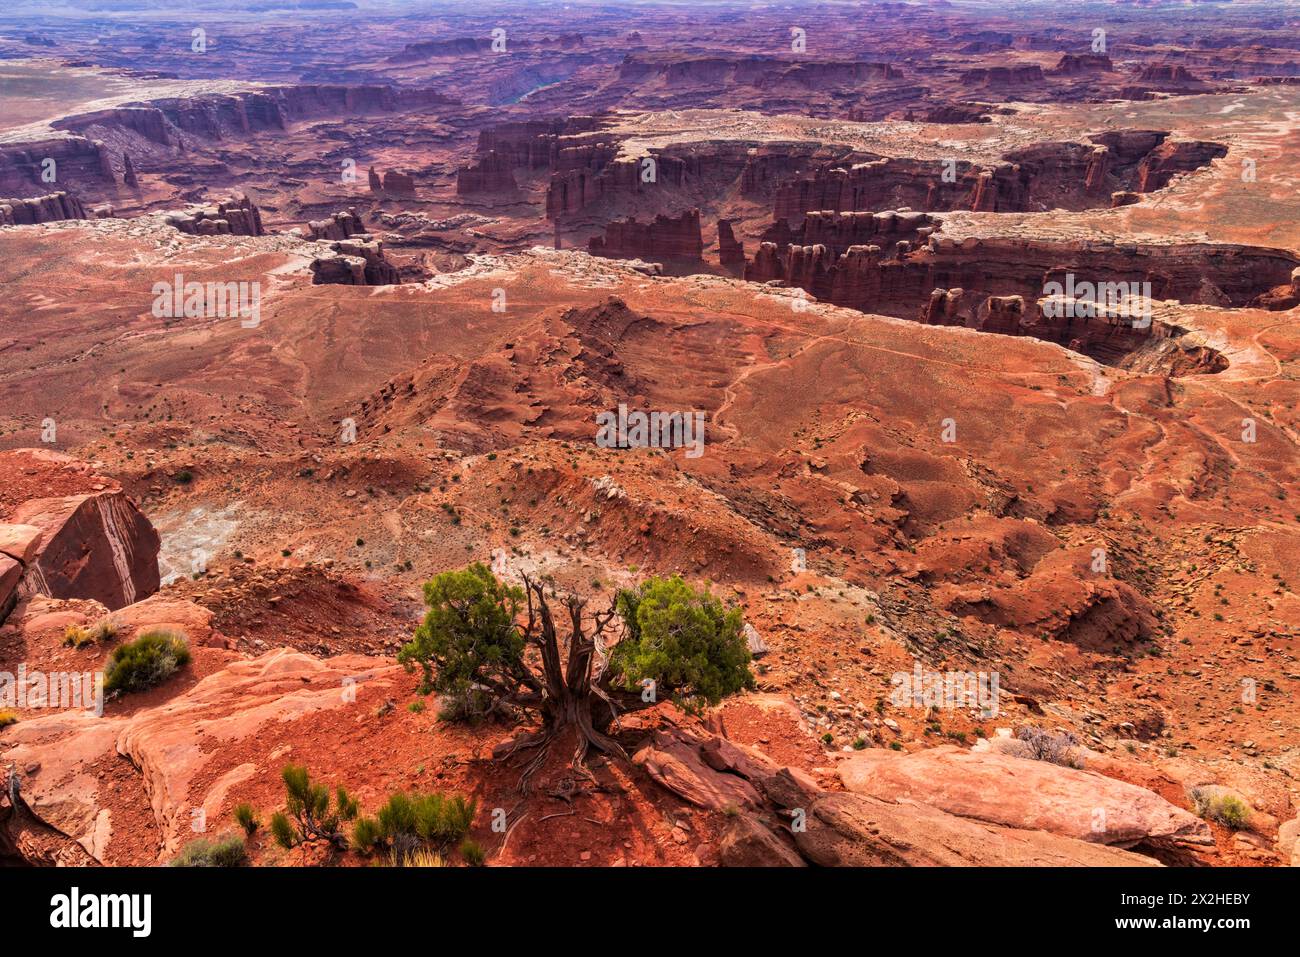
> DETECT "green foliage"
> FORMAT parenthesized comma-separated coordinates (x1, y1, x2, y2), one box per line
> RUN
(459, 837, 486, 866)
(610, 576, 754, 706)
(1191, 788, 1251, 830)
(269, 812, 295, 850)
(170, 833, 247, 867)
(233, 802, 259, 836)
(352, 815, 381, 852)
(397, 563, 526, 718)
(104, 629, 191, 694)
(272, 764, 357, 849)
(362, 790, 477, 862)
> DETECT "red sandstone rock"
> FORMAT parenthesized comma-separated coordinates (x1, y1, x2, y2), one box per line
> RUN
(795, 792, 1162, 867)
(8, 490, 160, 611)
(164, 194, 264, 236)
(310, 237, 401, 285)
(0, 191, 89, 226)
(381, 170, 417, 196)
(308, 208, 367, 241)
(717, 218, 745, 272)
(1051, 53, 1113, 75)
(839, 745, 1212, 852)
(588, 208, 702, 261)
(456, 150, 517, 193)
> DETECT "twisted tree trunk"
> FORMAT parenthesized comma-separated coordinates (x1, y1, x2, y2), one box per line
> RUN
(514, 576, 637, 790)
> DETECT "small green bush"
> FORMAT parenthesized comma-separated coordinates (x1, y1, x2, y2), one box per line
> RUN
(170, 833, 246, 867)
(610, 575, 754, 706)
(269, 811, 296, 849)
(459, 837, 486, 866)
(364, 790, 477, 863)
(233, 802, 259, 836)
(352, 815, 381, 853)
(270, 764, 358, 850)
(1191, 788, 1251, 830)
(104, 629, 191, 694)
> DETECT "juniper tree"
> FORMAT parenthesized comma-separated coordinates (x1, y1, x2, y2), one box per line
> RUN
(398, 563, 754, 789)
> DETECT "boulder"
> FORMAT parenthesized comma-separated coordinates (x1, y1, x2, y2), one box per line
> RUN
(632, 728, 762, 811)
(718, 815, 806, 867)
(795, 792, 1161, 867)
(0, 523, 43, 564)
(1277, 817, 1300, 866)
(839, 745, 1212, 850)
(9, 491, 160, 611)
(0, 554, 21, 622)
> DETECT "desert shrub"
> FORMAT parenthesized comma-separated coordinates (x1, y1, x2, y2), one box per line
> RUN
(397, 563, 528, 721)
(351, 815, 381, 852)
(610, 576, 754, 707)
(233, 802, 260, 836)
(358, 790, 477, 863)
(104, 629, 190, 694)
(63, 625, 92, 648)
(0, 708, 18, 729)
(63, 620, 115, 648)
(270, 764, 358, 850)
(269, 811, 296, 849)
(1190, 788, 1251, 829)
(394, 847, 444, 867)
(170, 833, 247, 867)
(1016, 726, 1083, 768)
(459, 838, 486, 866)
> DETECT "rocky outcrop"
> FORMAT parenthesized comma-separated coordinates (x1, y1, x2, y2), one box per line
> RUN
(1253, 266, 1300, 310)
(7, 490, 160, 612)
(1, 646, 403, 861)
(639, 719, 1166, 867)
(839, 746, 1212, 856)
(308, 208, 367, 241)
(959, 65, 1044, 86)
(1136, 139, 1229, 191)
(1138, 64, 1204, 86)
(456, 150, 517, 194)
(751, 232, 1296, 318)
(618, 54, 902, 89)
(1051, 54, 1113, 75)
(588, 208, 703, 261)
(61, 86, 456, 144)
(54, 106, 173, 145)
(795, 792, 1159, 867)
(476, 117, 600, 170)
(0, 552, 23, 624)
(122, 153, 139, 189)
(164, 194, 264, 236)
(310, 237, 401, 285)
(370, 169, 417, 196)
(0, 191, 89, 226)
(0, 136, 116, 195)
(768, 132, 1222, 223)
(718, 219, 745, 273)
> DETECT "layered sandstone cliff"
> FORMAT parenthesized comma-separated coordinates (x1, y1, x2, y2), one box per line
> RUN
(588, 208, 703, 261)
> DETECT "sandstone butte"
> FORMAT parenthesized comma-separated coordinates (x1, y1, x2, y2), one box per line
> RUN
(0, 0, 1298, 877)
